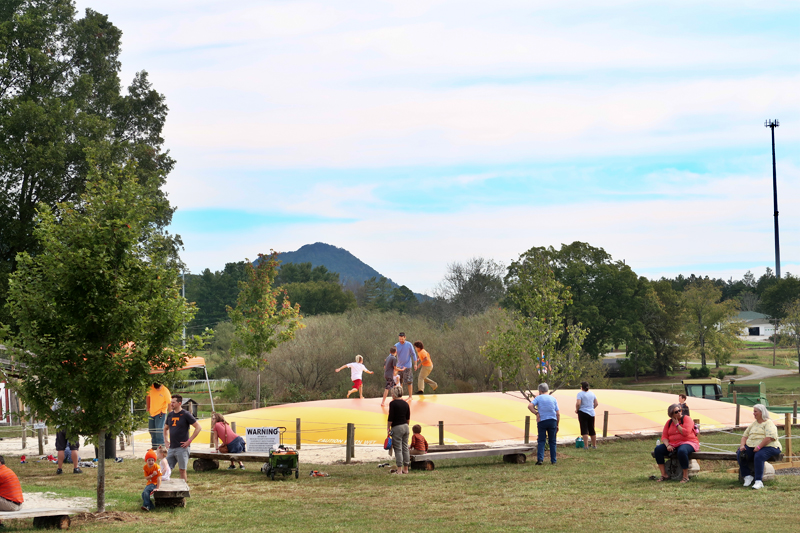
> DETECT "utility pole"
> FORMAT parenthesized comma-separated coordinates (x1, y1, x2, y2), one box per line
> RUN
(765, 119, 780, 279)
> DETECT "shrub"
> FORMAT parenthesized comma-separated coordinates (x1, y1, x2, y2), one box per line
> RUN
(689, 366, 711, 378)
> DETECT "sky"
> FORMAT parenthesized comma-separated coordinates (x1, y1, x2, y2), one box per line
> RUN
(75, 0, 800, 294)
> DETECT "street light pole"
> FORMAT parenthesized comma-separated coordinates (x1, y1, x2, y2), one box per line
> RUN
(765, 119, 780, 279)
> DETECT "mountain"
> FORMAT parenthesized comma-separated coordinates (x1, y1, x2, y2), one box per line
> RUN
(277, 242, 402, 289)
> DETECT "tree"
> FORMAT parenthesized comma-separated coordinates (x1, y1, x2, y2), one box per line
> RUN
(759, 275, 800, 365)
(632, 279, 683, 378)
(227, 252, 304, 406)
(482, 252, 590, 397)
(275, 262, 339, 285)
(6, 161, 196, 512)
(509, 242, 641, 358)
(681, 280, 743, 368)
(282, 280, 357, 315)
(433, 257, 505, 318)
(184, 262, 248, 334)
(781, 299, 800, 373)
(0, 0, 175, 324)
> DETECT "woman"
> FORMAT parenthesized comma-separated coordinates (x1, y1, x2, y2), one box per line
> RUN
(528, 383, 559, 465)
(413, 341, 437, 394)
(387, 386, 410, 473)
(737, 404, 782, 490)
(652, 404, 699, 482)
(576, 381, 599, 449)
(211, 412, 246, 470)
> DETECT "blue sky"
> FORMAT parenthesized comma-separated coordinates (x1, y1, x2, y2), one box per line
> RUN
(76, 0, 800, 293)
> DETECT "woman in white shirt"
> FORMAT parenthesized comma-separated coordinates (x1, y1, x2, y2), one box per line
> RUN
(737, 404, 782, 490)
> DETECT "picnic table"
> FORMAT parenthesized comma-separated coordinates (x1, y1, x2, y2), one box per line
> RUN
(409, 446, 536, 471)
(0, 507, 89, 530)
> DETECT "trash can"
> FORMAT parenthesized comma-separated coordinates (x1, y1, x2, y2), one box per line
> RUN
(94, 435, 117, 460)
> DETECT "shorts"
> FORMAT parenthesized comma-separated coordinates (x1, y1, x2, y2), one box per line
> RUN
(399, 367, 413, 385)
(352, 379, 362, 389)
(578, 411, 596, 436)
(55, 430, 80, 451)
(384, 377, 395, 390)
(167, 446, 190, 470)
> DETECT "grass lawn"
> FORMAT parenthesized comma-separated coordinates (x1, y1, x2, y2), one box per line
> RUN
(7, 431, 800, 533)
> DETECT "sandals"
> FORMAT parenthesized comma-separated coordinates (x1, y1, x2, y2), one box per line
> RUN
(654, 476, 669, 482)
(680, 478, 690, 483)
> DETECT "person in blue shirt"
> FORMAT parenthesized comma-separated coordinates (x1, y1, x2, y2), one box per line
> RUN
(528, 383, 560, 465)
(394, 332, 418, 401)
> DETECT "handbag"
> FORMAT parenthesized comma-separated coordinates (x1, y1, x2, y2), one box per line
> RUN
(384, 430, 392, 451)
(218, 424, 229, 454)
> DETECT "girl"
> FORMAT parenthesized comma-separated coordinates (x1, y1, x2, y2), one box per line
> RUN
(156, 445, 171, 480)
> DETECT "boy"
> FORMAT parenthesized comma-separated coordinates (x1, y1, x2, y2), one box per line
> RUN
(335, 355, 374, 399)
(410, 425, 428, 456)
(381, 347, 401, 407)
(141, 449, 162, 511)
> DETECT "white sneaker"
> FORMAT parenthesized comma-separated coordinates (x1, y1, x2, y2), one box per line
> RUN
(743, 475, 754, 487)
(752, 480, 763, 490)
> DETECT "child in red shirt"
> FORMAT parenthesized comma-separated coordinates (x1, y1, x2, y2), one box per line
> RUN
(410, 425, 428, 456)
(142, 449, 162, 511)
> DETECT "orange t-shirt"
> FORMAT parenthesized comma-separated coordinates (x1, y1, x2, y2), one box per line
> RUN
(418, 349, 432, 367)
(143, 463, 162, 487)
(411, 433, 428, 452)
(0, 464, 23, 504)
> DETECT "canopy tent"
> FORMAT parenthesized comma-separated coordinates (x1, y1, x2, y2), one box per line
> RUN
(136, 390, 769, 447)
(149, 356, 215, 412)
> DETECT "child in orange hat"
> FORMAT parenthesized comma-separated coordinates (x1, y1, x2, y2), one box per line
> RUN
(142, 449, 162, 511)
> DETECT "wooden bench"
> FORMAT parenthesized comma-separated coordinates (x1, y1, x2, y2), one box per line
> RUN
(0, 507, 89, 530)
(189, 451, 273, 472)
(152, 478, 190, 508)
(409, 446, 536, 471)
(652, 450, 784, 480)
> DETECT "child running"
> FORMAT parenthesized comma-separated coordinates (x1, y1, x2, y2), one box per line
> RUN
(141, 449, 162, 511)
(156, 445, 171, 480)
(410, 424, 428, 455)
(335, 355, 374, 399)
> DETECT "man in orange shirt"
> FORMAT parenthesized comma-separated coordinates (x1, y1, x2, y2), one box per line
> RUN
(0, 455, 24, 526)
(146, 382, 171, 448)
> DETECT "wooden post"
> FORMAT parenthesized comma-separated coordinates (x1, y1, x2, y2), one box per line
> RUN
(345, 423, 354, 464)
(793, 401, 797, 425)
(524, 416, 530, 444)
(602, 411, 609, 438)
(210, 429, 215, 448)
(252, 400, 257, 410)
(44, 427, 48, 445)
(735, 404, 740, 427)
(119, 433, 125, 451)
(733, 390, 737, 406)
(37, 428, 44, 456)
(785, 413, 792, 463)
(350, 424, 355, 459)
(296, 418, 301, 450)
(231, 422, 236, 434)
(438, 421, 444, 446)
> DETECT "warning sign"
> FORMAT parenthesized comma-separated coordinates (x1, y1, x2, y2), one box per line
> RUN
(245, 427, 281, 452)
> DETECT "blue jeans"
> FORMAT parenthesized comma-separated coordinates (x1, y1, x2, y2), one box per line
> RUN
(653, 443, 694, 470)
(537, 418, 558, 463)
(142, 483, 157, 510)
(149, 413, 166, 447)
(737, 446, 781, 481)
(227, 436, 246, 454)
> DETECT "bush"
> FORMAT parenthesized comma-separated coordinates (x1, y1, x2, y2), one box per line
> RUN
(689, 366, 711, 378)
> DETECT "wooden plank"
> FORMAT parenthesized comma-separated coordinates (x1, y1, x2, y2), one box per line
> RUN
(409, 446, 534, 462)
(0, 508, 89, 519)
(153, 478, 191, 498)
(190, 451, 272, 462)
(690, 451, 783, 462)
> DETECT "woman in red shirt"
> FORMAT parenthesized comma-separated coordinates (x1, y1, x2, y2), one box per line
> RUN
(652, 404, 699, 483)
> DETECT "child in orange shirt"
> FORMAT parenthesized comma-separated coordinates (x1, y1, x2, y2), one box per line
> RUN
(142, 449, 162, 511)
(410, 425, 428, 456)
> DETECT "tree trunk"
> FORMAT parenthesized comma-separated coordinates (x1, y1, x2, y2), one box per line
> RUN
(97, 431, 106, 512)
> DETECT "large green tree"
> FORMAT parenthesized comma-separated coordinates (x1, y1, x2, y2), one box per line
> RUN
(506, 242, 641, 358)
(6, 161, 195, 512)
(483, 252, 590, 396)
(228, 252, 305, 406)
(681, 279, 743, 368)
(184, 262, 248, 334)
(629, 279, 683, 378)
(0, 0, 174, 323)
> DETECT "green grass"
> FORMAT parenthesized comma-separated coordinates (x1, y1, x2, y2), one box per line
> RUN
(6, 432, 800, 532)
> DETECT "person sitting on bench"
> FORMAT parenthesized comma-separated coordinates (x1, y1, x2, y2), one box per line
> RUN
(737, 404, 782, 490)
(0, 455, 24, 527)
(652, 404, 699, 483)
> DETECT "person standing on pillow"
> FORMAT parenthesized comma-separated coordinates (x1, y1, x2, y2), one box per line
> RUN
(394, 332, 417, 401)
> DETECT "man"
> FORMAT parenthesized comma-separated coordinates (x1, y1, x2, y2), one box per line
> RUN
(528, 383, 560, 465)
(0, 455, 23, 527)
(51, 399, 82, 475)
(146, 381, 171, 448)
(394, 332, 417, 401)
(163, 394, 202, 482)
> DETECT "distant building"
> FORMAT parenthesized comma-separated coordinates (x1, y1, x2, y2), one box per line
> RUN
(736, 311, 777, 338)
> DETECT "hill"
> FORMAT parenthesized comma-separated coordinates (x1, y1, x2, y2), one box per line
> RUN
(277, 242, 401, 289)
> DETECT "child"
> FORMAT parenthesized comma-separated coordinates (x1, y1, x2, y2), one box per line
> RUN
(335, 355, 374, 399)
(142, 449, 162, 511)
(410, 425, 428, 456)
(381, 347, 400, 407)
(156, 445, 171, 481)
